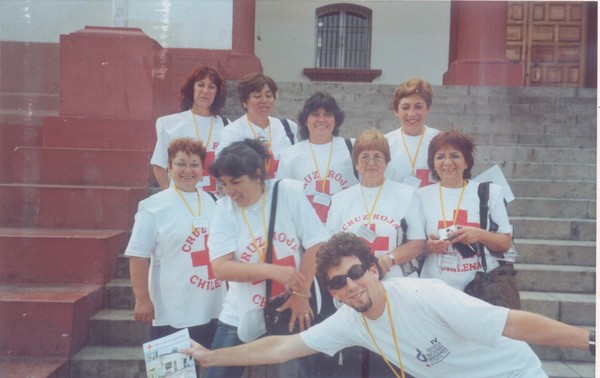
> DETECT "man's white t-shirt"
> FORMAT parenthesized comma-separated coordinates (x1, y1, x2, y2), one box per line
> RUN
(416, 180, 512, 290)
(326, 180, 426, 279)
(125, 188, 225, 328)
(215, 115, 299, 178)
(150, 110, 227, 193)
(208, 179, 328, 341)
(384, 126, 440, 187)
(276, 137, 358, 223)
(301, 278, 545, 378)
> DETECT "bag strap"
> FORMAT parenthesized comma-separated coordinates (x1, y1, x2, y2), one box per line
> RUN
(265, 180, 282, 303)
(220, 115, 229, 126)
(280, 118, 296, 146)
(344, 138, 359, 179)
(477, 181, 491, 272)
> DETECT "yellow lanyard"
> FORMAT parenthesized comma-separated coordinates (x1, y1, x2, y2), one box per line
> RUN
(360, 180, 385, 225)
(361, 289, 406, 378)
(439, 180, 467, 228)
(241, 191, 267, 262)
(173, 187, 202, 232)
(247, 115, 273, 174)
(309, 140, 333, 192)
(400, 127, 425, 175)
(190, 110, 214, 147)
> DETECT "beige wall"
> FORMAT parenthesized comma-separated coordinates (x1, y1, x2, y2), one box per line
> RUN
(255, 0, 451, 85)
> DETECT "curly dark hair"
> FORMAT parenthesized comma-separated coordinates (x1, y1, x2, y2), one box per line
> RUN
(179, 65, 226, 115)
(209, 139, 270, 182)
(316, 233, 381, 286)
(296, 92, 345, 141)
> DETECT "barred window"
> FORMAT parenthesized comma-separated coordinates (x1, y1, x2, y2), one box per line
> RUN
(315, 4, 372, 69)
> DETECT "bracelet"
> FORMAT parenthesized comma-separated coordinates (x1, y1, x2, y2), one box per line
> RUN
(386, 253, 396, 265)
(292, 290, 311, 299)
(589, 330, 595, 356)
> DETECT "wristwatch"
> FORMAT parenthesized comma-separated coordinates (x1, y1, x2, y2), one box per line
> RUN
(386, 253, 395, 265)
(590, 330, 595, 356)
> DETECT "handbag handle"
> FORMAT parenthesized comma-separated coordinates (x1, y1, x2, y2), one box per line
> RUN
(477, 182, 490, 272)
(265, 180, 281, 304)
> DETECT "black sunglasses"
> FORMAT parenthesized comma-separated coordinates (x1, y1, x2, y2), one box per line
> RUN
(327, 264, 369, 290)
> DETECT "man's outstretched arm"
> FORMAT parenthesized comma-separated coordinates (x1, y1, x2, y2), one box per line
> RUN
(503, 310, 591, 352)
(183, 334, 318, 367)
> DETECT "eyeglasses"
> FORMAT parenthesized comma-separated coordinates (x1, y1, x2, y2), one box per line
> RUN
(326, 264, 369, 290)
(358, 154, 386, 164)
(434, 153, 463, 161)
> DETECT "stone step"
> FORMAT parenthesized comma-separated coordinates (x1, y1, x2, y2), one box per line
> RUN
(0, 183, 147, 229)
(11, 146, 152, 186)
(540, 360, 595, 378)
(106, 278, 135, 310)
(475, 146, 596, 165)
(470, 133, 597, 148)
(0, 356, 70, 378)
(520, 291, 595, 327)
(0, 228, 128, 285)
(0, 109, 58, 126)
(87, 309, 149, 346)
(515, 264, 595, 294)
(0, 283, 104, 358)
(42, 116, 155, 150)
(0, 123, 42, 183)
(508, 179, 596, 200)
(515, 239, 595, 267)
(511, 217, 595, 242)
(472, 161, 596, 181)
(508, 197, 595, 219)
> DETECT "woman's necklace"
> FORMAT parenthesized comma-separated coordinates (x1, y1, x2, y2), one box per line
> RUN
(190, 109, 214, 146)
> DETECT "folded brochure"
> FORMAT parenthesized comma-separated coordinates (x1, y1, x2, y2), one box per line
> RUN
(143, 328, 196, 378)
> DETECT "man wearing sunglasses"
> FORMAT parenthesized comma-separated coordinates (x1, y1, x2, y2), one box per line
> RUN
(185, 233, 594, 377)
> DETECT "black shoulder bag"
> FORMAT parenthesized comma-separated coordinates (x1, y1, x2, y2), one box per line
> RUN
(263, 180, 316, 334)
(463, 182, 521, 309)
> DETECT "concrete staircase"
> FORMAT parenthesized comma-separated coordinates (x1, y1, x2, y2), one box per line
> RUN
(0, 83, 595, 378)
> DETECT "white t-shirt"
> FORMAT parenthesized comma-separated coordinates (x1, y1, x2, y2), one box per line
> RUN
(326, 180, 425, 279)
(208, 179, 328, 341)
(125, 188, 226, 328)
(276, 137, 358, 223)
(384, 126, 440, 187)
(416, 180, 512, 290)
(150, 110, 227, 193)
(215, 115, 299, 178)
(301, 279, 545, 378)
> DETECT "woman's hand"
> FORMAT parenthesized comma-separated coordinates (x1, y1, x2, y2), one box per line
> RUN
(427, 234, 451, 254)
(278, 293, 314, 332)
(448, 225, 483, 246)
(273, 266, 306, 292)
(134, 297, 155, 325)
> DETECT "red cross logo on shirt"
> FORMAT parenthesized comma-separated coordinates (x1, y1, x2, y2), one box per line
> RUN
(437, 209, 480, 230)
(306, 179, 331, 223)
(415, 168, 435, 187)
(252, 248, 296, 298)
(366, 223, 390, 254)
(266, 157, 280, 179)
(190, 234, 215, 279)
(202, 150, 217, 193)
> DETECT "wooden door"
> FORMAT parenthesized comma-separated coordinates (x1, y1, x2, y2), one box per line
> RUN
(506, 2, 589, 87)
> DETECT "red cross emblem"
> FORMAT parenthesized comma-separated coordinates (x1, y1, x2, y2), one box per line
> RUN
(190, 234, 215, 279)
(253, 247, 296, 298)
(306, 179, 331, 223)
(437, 209, 480, 230)
(415, 168, 435, 187)
(265, 157, 280, 179)
(366, 223, 390, 254)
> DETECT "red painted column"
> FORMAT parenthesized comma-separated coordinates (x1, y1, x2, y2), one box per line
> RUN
(229, 0, 262, 77)
(443, 1, 524, 86)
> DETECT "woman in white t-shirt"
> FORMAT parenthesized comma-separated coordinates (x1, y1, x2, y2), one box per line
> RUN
(416, 130, 517, 298)
(215, 73, 298, 178)
(385, 78, 440, 187)
(150, 65, 228, 194)
(206, 139, 328, 378)
(126, 138, 226, 352)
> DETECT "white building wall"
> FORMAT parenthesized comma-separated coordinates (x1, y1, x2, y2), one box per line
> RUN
(0, 0, 232, 49)
(255, 0, 451, 85)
